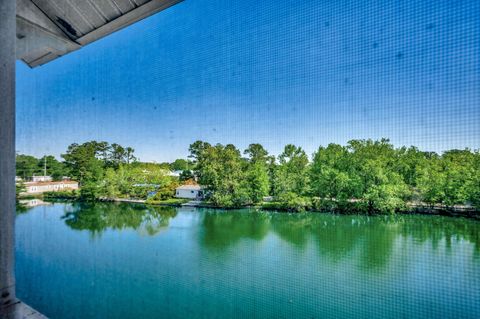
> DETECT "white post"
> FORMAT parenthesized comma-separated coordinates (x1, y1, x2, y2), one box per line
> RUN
(0, 0, 17, 311)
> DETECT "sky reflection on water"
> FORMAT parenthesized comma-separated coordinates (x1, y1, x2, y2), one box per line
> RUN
(15, 203, 480, 319)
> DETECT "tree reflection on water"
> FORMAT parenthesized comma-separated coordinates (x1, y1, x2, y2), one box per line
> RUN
(61, 202, 177, 237)
(57, 203, 480, 268)
(198, 210, 480, 269)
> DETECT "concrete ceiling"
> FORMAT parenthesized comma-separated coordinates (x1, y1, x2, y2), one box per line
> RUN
(16, 0, 183, 67)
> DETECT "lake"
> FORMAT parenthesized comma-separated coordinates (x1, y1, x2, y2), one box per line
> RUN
(15, 202, 480, 318)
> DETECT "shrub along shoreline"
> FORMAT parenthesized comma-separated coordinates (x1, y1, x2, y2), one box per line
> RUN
(36, 191, 479, 220)
(260, 198, 478, 219)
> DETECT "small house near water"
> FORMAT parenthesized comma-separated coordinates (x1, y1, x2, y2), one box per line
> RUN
(175, 184, 204, 200)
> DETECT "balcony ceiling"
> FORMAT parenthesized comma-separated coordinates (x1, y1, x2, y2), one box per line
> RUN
(16, 0, 182, 67)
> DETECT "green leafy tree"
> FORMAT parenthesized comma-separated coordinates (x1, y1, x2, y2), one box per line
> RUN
(179, 170, 194, 182)
(62, 141, 105, 185)
(245, 163, 269, 204)
(467, 151, 480, 209)
(96, 141, 111, 165)
(125, 147, 136, 164)
(394, 146, 430, 187)
(276, 192, 312, 212)
(442, 150, 475, 207)
(310, 144, 353, 202)
(79, 181, 102, 201)
(188, 141, 212, 163)
(417, 149, 476, 208)
(170, 159, 190, 171)
(188, 140, 212, 179)
(102, 167, 122, 198)
(244, 143, 269, 163)
(16, 154, 41, 179)
(100, 163, 177, 200)
(416, 158, 446, 206)
(110, 143, 126, 168)
(244, 144, 270, 203)
(38, 155, 68, 180)
(274, 144, 309, 197)
(346, 139, 410, 213)
(190, 142, 249, 207)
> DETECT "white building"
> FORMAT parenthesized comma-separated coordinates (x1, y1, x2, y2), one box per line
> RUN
(31, 175, 52, 182)
(175, 185, 204, 200)
(23, 180, 79, 194)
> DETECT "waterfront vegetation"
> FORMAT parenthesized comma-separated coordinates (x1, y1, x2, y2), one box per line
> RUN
(17, 138, 480, 214)
(187, 139, 480, 213)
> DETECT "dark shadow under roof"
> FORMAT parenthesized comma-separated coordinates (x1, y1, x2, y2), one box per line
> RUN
(16, 0, 183, 67)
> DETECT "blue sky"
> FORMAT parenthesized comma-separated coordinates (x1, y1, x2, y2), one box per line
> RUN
(16, 0, 480, 162)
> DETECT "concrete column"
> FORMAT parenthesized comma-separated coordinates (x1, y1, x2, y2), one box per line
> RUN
(0, 0, 17, 311)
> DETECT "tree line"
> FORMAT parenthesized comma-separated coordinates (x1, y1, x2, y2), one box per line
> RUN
(16, 139, 480, 214)
(189, 139, 480, 213)
(61, 141, 182, 201)
(16, 142, 136, 181)
(17, 141, 179, 201)
(16, 154, 67, 180)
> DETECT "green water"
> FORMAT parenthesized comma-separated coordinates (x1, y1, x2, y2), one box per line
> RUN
(15, 202, 480, 319)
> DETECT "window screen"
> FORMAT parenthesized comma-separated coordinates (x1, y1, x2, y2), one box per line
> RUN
(15, 0, 479, 318)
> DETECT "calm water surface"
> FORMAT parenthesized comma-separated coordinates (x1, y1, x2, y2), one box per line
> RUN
(15, 202, 480, 318)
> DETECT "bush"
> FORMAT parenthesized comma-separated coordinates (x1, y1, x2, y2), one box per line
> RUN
(364, 184, 409, 214)
(262, 192, 311, 212)
(260, 202, 283, 211)
(207, 187, 251, 208)
(43, 190, 79, 200)
(79, 182, 101, 201)
(148, 185, 177, 201)
(312, 198, 369, 214)
(312, 198, 337, 212)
